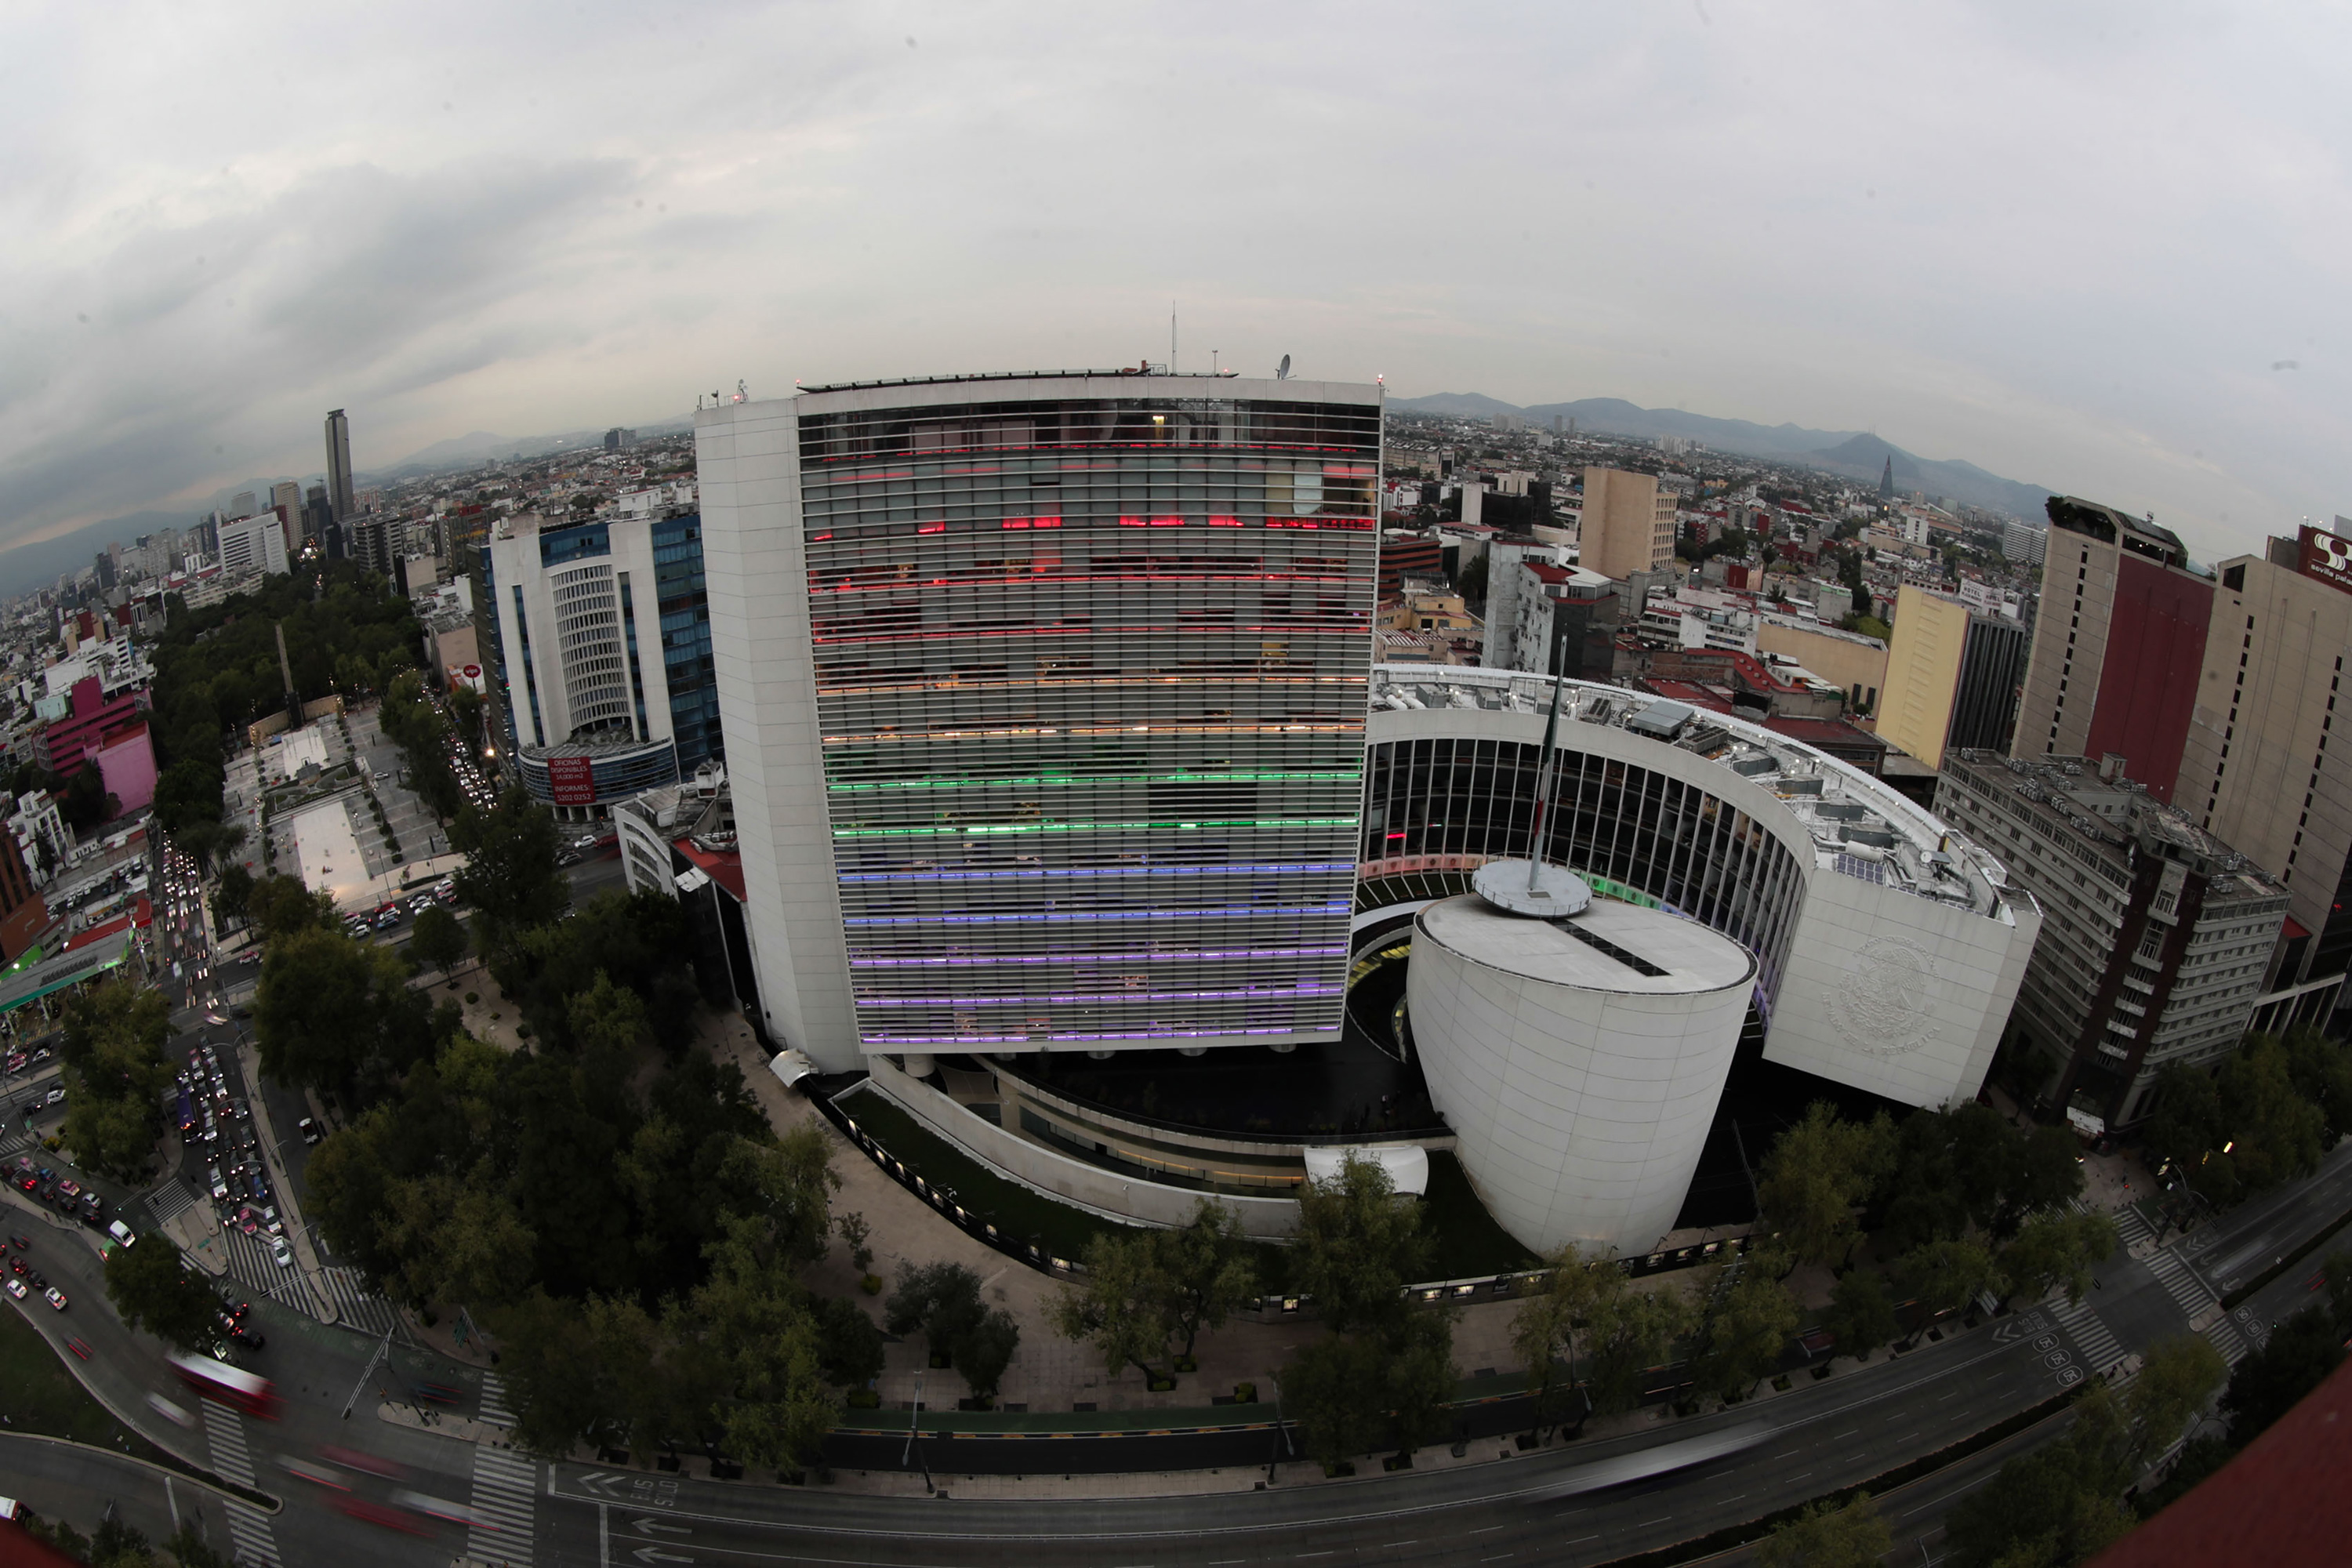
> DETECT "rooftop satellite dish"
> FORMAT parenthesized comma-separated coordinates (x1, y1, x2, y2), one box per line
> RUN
(1276, 354, 1291, 381)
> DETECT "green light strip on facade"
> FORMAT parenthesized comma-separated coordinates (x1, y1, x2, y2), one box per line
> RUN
(831, 816, 1362, 840)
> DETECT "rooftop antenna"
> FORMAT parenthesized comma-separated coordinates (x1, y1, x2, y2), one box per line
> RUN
(1276, 353, 1291, 381)
(1171, 301, 1177, 375)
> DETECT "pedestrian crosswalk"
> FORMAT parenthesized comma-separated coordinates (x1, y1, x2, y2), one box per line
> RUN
(2046, 1290, 2125, 1377)
(147, 1180, 198, 1226)
(2133, 1225, 2249, 1363)
(478, 1370, 516, 1428)
(316, 1265, 401, 1337)
(465, 1447, 538, 1566)
(216, 1225, 310, 1312)
(199, 1401, 283, 1567)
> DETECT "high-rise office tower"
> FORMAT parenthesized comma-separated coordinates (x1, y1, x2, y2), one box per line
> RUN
(1876, 584, 2030, 769)
(324, 408, 356, 521)
(2011, 496, 2212, 803)
(1577, 466, 1675, 582)
(2177, 526, 2352, 1000)
(698, 372, 1382, 1070)
(270, 481, 304, 550)
(484, 500, 719, 821)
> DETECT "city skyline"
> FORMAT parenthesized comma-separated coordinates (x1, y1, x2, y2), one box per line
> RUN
(1, 3, 2344, 577)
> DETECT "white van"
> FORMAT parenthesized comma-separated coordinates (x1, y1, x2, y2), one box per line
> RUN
(106, 1221, 136, 1247)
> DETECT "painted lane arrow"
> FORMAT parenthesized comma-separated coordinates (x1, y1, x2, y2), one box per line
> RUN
(575, 1470, 626, 1497)
(633, 1548, 694, 1565)
(633, 1517, 690, 1536)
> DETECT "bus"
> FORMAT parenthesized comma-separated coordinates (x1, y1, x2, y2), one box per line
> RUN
(167, 1352, 282, 1420)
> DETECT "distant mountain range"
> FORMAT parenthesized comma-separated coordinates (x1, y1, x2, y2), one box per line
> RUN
(1391, 393, 2053, 522)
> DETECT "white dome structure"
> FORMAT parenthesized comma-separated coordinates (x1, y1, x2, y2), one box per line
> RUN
(1408, 891, 1755, 1258)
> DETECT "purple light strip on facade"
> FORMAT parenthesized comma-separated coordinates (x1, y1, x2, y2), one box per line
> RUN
(853, 985, 1345, 1006)
(860, 1025, 1347, 1046)
(848, 946, 1349, 967)
(843, 903, 1352, 927)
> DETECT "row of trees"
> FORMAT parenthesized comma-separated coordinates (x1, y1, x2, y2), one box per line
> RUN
(379, 671, 470, 822)
(57, 981, 175, 1181)
(2140, 1027, 2352, 1206)
(1755, 1099, 2119, 1348)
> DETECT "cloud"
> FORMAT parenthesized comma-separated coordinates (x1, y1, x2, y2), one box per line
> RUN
(0, 0, 2344, 573)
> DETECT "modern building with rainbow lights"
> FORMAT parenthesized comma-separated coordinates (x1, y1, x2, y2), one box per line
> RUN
(697, 372, 1382, 1076)
(694, 372, 2043, 1256)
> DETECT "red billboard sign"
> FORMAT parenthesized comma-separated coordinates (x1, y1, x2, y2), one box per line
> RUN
(544, 755, 596, 805)
(2296, 524, 2352, 597)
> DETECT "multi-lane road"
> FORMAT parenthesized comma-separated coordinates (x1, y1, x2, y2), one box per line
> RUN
(7, 822, 2347, 1563)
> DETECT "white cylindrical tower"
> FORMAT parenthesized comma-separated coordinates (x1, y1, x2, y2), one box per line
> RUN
(1408, 885, 1754, 1258)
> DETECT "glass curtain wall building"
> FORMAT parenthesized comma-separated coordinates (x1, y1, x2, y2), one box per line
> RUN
(483, 502, 723, 821)
(697, 373, 1383, 1070)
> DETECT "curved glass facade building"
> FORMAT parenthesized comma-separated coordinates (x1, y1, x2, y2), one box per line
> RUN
(699, 374, 1384, 1068)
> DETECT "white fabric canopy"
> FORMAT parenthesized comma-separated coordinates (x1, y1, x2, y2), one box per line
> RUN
(1301, 1143, 1430, 1197)
(768, 1050, 816, 1088)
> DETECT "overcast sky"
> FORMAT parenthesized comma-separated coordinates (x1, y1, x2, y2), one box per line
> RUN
(3, 2, 2344, 574)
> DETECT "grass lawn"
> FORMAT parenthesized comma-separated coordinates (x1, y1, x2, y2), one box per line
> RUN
(0, 1302, 164, 1456)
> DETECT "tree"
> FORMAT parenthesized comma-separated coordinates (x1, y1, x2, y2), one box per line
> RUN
(1759, 1102, 1895, 1269)
(1582, 1282, 1693, 1416)
(1279, 1311, 1457, 1468)
(1454, 552, 1490, 612)
(1898, 1235, 1999, 1323)
(2218, 1302, 2347, 1439)
(1692, 1265, 1801, 1401)
(885, 1261, 1021, 1403)
(1756, 1491, 1893, 1568)
(1158, 1198, 1258, 1364)
(1051, 1229, 1175, 1385)
(1998, 1211, 2117, 1306)
(1291, 1151, 1432, 1335)
(452, 788, 566, 960)
(245, 873, 336, 941)
(1819, 1268, 1899, 1363)
(2125, 1334, 2226, 1468)
(2279, 1024, 2352, 1145)
(810, 1294, 887, 1390)
(1945, 1384, 2136, 1567)
(59, 980, 173, 1179)
(104, 1239, 227, 1351)
(1511, 1244, 1615, 1432)
(253, 927, 410, 1095)
(409, 902, 469, 982)
(212, 863, 254, 927)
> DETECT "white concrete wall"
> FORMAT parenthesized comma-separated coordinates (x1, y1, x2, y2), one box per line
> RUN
(696, 399, 862, 1069)
(1406, 899, 1751, 1258)
(858, 1057, 1301, 1240)
(1762, 864, 2042, 1108)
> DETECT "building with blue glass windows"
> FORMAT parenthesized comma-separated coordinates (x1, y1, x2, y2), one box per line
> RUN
(484, 485, 722, 821)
